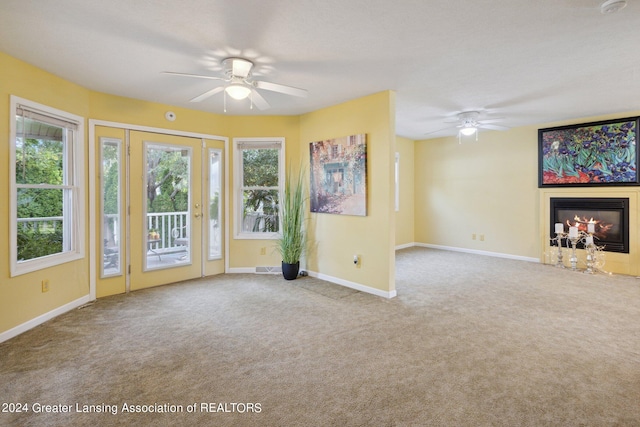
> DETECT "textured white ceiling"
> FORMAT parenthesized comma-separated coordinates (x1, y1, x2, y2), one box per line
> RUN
(1, 0, 638, 139)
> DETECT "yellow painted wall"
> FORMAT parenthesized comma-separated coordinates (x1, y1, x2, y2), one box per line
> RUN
(88, 92, 229, 135)
(395, 136, 415, 247)
(300, 91, 396, 293)
(415, 126, 540, 258)
(0, 52, 92, 334)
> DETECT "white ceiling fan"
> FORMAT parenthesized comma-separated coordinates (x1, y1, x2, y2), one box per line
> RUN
(163, 57, 308, 110)
(427, 111, 509, 142)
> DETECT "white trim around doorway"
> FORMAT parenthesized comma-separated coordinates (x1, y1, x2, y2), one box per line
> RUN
(88, 119, 229, 300)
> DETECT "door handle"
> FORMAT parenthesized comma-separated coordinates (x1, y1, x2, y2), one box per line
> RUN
(194, 213, 202, 218)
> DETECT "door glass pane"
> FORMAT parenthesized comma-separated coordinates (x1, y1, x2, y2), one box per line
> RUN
(101, 138, 122, 277)
(145, 143, 191, 270)
(209, 149, 221, 259)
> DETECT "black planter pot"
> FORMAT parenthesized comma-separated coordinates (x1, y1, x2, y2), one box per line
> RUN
(281, 261, 300, 280)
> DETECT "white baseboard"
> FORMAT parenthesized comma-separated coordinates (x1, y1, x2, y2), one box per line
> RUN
(228, 266, 282, 274)
(395, 242, 415, 250)
(0, 294, 93, 343)
(414, 243, 540, 263)
(306, 270, 397, 299)
(228, 267, 395, 298)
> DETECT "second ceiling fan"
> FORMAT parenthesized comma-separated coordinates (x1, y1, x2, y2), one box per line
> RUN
(163, 57, 308, 110)
(427, 111, 509, 142)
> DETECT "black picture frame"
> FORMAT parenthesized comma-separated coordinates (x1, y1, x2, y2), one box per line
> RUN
(538, 116, 640, 187)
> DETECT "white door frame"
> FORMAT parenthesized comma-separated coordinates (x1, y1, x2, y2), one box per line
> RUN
(88, 119, 229, 300)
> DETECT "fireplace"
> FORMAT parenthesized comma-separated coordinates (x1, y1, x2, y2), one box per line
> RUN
(550, 197, 629, 253)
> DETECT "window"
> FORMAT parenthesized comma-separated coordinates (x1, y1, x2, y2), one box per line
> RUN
(10, 96, 84, 276)
(234, 138, 284, 239)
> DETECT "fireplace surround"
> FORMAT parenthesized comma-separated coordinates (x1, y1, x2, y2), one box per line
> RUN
(550, 197, 629, 253)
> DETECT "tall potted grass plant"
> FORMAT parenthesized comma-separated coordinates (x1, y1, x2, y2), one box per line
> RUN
(276, 167, 306, 280)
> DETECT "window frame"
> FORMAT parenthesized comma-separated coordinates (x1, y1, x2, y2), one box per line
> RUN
(208, 147, 223, 259)
(233, 137, 284, 240)
(100, 137, 123, 278)
(9, 96, 85, 277)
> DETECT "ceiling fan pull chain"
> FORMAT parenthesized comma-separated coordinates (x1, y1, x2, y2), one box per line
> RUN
(223, 89, 227, 113)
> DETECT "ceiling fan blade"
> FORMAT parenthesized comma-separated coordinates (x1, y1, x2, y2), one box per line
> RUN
(250, 89, 270, 110)
(162, 71, 225, 81)
(231, 58, 253, 78)
(477, 118, 505, 125)
(424, 126, 458, 136)
(480, 124, 509, 131)
(254, 80, 308, 98)
(190, 86, 224, 102)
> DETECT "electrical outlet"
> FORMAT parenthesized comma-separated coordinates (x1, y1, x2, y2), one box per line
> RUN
(354, 254, 361, 268)
(472, 233, 476, 240)
(41, 279, 49, 293)
(479, 234, 485, 242)
(260, 247, 266, 255)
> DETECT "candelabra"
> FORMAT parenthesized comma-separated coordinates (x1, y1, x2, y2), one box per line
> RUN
(582, 232, 603, 275)
(550, 232, 566, 268)
(568, 232, 582, 271)
(584, 243, 596, 274)
(551, 222, 605, 273)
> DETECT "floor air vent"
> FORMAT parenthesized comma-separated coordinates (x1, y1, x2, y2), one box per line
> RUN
(255, 266, 282, 274)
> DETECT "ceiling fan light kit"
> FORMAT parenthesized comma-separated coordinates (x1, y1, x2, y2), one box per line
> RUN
(458, 111, 480, 142)
(458, 124, 478, 144)
(460, 127, 477, 136)
(225, 83, 251, 100)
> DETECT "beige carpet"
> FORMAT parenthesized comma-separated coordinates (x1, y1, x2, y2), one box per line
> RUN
(1, 247, 639, 426)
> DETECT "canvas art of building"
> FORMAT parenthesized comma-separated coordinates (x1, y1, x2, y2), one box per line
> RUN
(309, 134, 367, 216)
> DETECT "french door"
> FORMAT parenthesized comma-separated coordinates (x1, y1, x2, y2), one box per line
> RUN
(95, 127, 224, 296)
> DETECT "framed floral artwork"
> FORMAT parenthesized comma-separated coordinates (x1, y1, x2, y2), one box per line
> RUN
(538, 117, 639, 187)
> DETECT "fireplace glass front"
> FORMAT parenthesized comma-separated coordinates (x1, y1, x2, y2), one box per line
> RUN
(550, 197, 629, 253)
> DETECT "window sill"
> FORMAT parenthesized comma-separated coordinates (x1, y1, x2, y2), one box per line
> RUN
(11, 251, 84, 277)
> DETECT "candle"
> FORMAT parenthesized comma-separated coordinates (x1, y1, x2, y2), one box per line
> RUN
(569, 226, 578, 238)
(585, 235, 594, 245)
(555, 223, 564, 234)
(587, 222, 595, 234)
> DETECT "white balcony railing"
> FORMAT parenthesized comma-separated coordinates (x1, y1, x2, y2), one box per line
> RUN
(146, 211, 189, 253)
(20, 212, 191, 263)
(18, 216, 63, 232)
